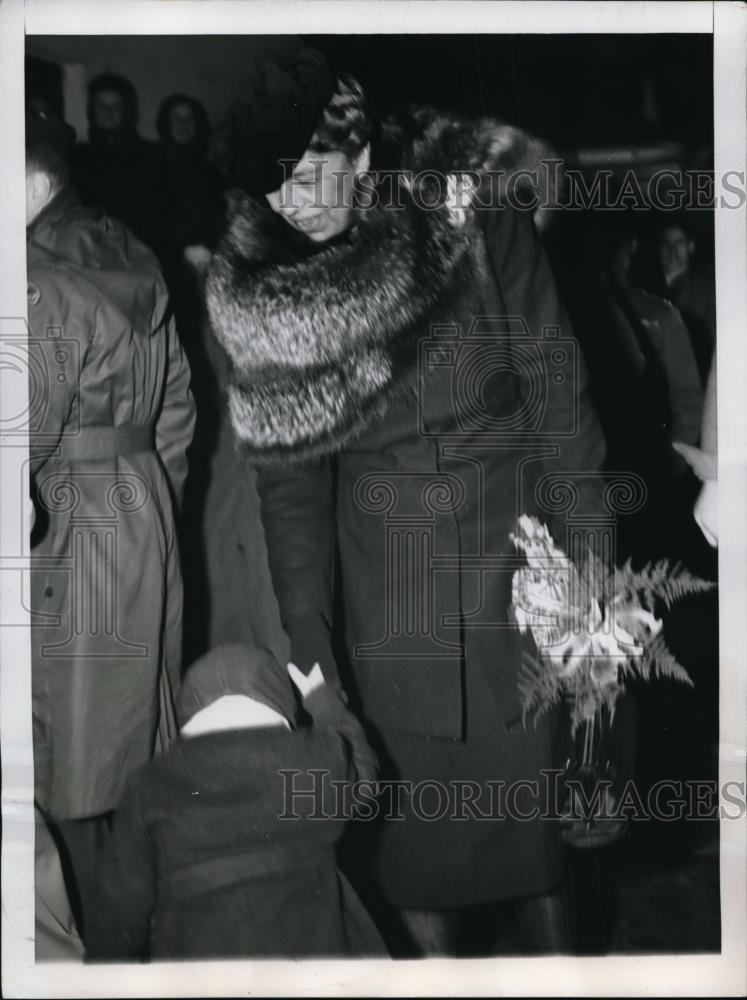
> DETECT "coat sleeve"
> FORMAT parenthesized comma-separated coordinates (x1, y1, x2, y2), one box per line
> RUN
(256, 459, 340, 685)
(481, 204, 607, 527)
(86, 777, 157, 962)
(649, 305, 704, 448)
(155, 314, 196, 507)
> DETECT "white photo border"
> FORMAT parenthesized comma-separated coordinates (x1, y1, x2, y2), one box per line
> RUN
(2, 1, 745, 996)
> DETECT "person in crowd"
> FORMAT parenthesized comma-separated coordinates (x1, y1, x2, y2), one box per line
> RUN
(556, 220, 704, 566)
(155, 93, 224, 272)
(70, 72, 175, 274)
(86, 643, 386, 961)
(205, 47, 607, 955)
(654, 221, 716, 384)
(153, 92, 223, 661)
(674, 348, 718, 547)
(26, 108, 195, 945)
(607, 229, 704, 453)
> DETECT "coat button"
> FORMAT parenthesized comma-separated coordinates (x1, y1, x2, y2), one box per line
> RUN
(27, 282, 41, 305)
(44, 586, 53, 598)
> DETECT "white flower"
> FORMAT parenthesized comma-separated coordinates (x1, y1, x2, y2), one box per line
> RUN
(518, 514, 537, 538)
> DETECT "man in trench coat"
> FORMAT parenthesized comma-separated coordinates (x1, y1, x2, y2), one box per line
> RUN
(25, 110, 195, 943)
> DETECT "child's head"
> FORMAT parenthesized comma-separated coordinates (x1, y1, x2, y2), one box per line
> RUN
(177, 644, 298, 738)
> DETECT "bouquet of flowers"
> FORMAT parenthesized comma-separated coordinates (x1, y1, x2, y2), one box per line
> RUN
(509, 515, 715, 734)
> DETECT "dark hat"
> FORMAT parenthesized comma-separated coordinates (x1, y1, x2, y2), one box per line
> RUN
(176, 643, 299, 730)
(211, 46, 334, 195)
(25, 108, 76, 159)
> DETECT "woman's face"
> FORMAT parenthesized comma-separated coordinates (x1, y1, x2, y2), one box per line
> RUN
(92, 89, 125, 132)
(265, 145, 368, 243)
(169, 103, 197, 146)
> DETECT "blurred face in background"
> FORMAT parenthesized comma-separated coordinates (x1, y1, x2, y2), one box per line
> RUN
(169, 102, 197, 146)
(658, 226, 694, 284)
(265, 145, 369, 244)
(92, 89, 125, 133)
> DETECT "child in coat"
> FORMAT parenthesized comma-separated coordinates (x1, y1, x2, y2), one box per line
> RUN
(86, 643, 385, 960)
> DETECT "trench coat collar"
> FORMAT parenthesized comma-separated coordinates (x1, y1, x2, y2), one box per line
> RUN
(26, 184, 81, 242)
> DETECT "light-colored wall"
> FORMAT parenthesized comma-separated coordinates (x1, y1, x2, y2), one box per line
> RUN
(26, 35, 298, 141)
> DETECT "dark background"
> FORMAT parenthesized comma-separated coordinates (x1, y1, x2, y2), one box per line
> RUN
(27, 33, 713, 147)
(315, 34, 713, 148)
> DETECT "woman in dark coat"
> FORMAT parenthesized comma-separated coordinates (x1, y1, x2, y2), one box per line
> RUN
(154, 93, 231, 662)
(86, 644, 386, 961)
(205, 48, 607, 954)
(155, 93, 224, 261)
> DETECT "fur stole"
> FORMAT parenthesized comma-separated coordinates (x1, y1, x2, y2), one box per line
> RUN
(206, 108, 557, 465)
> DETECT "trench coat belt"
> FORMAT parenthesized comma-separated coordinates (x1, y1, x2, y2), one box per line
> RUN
(55, 424, 155, 462)
(165, 842, 337, 902)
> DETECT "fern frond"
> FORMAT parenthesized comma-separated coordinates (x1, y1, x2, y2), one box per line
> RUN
(518, 649, 563, 727)
(642, 633, 694, 686)
(619, 657, 644, 682)
(614, 560, 715, 613)
(614, 559, 670, 610)
(657, 564, 717, 609)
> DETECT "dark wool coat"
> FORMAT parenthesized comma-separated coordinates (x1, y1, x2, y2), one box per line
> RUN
(205, 109, 607, 908)
(660, 270, 717, 386)
(86, 712, 387, 960)
(621, 283, 704, 448)
(28, 189, 195, 820)
(159, 142, 225, 252)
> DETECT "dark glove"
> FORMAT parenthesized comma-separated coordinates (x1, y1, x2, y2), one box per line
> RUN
(303, 684, 380, 785)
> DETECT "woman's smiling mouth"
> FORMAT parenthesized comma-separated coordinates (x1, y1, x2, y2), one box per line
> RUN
(292, 216, 324, 233)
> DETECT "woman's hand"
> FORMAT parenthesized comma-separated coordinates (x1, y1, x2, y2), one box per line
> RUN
(693, 478, 718, 548)
(183, 244, 213, 273)
(672, 441, 717, 482)
(672, 441, 718, 547)
(287, 661, 379, 784)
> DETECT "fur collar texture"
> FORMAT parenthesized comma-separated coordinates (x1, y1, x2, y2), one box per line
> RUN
(206, 108, 556, 464)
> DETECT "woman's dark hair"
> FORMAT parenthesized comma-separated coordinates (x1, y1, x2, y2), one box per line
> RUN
(156, 92, 211, 151)
(209, 67, 374, 193)
(87, 72, 139, 134)
(307, 73, 373, 161)
(657, 217, 694, 245)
